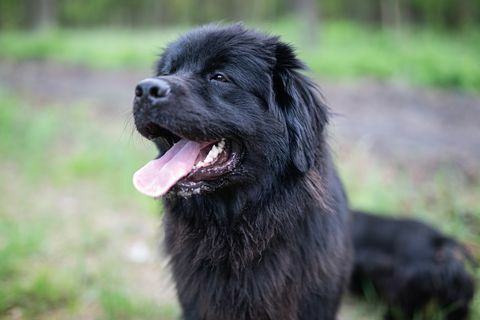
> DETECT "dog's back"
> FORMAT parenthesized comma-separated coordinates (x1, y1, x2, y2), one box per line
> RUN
(351, 210, 475, 320)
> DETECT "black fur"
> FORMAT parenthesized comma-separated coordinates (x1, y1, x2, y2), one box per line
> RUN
(351, 210, 475, 320)
(133, 24, 352, 320)
(132, 24, 475, 320)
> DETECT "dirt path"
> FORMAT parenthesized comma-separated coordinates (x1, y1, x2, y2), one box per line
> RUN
(325, 80, 480, 177)
(2, 60, 479, 176)
(1, 61, 479, 318)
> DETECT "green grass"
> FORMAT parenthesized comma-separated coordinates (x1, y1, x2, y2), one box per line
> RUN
(338, 148, 480, 320)
(298, 23, 480, 92)
(0, 28, 181, 70)
(0, 213, 80, 317)
(339, 147, 480, 237)
(0, 92, 175, 318)
(100, 287, 177, 320)
(1, 19, 479, 92)
(0, 90, 157, 208)
(0, 89, 478, 318)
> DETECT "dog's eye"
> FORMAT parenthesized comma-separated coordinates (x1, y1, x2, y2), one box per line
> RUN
(210, 73, 229, 82)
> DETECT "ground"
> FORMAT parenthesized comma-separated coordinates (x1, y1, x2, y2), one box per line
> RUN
(0, 60, 479, 319)
(4, 60, 480, 171)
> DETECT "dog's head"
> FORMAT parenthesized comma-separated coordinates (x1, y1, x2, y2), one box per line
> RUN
(132, 24, 328, 198)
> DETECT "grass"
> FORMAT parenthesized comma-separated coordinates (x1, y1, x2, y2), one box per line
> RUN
(338, 144, 480, 246)
(0, 19, 479, 92)
(0, 85, 478, 318)
(100, 287, 178, 320)
(0, 91, 157, 207)
(337, 147, 480, 319)
(0, 208, 81, 318)
(0, 91, 177, 319)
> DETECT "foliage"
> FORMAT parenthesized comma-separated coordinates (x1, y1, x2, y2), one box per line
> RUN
(1, 0, 479, 30)
(1, 20, 479, 92)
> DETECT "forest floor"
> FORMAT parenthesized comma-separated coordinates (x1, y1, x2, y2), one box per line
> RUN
(1, 60, 479, 319)
(4, 60, 480, 172)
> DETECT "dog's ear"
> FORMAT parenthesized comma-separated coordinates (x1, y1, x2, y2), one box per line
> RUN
(272, 42, 328, 173)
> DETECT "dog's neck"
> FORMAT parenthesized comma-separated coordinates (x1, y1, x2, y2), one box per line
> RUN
(162, 155, 332, 273)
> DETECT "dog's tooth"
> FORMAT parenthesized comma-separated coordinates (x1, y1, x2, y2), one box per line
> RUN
(207, 146, 219, 160)
(204, 155, 213, 163)
(199, 140, 226, 167)
(217, 140, 225, 153)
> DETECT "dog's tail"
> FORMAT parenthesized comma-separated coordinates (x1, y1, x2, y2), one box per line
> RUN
(431, 235, 476, 320)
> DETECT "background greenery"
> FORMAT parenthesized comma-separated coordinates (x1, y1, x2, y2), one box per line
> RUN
(0, 0, 479, 319)
(1, 20, 479, 92)
(1, 0, 479, 29)
(1, 86, 478, 319)
(1, 0, 480, 92)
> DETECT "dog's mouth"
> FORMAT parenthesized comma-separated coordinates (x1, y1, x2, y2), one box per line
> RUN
(133, 122, 241, 198)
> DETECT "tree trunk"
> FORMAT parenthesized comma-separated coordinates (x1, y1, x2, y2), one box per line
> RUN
(296, 0, 320, 47)
(380, 0, 402, 30)
(25, 0, 56, 30)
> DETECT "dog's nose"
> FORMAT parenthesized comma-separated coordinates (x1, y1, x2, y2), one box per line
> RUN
(135, 78, 170, 101)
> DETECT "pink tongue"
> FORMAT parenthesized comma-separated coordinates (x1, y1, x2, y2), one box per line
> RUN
(133, 139, 201, 198)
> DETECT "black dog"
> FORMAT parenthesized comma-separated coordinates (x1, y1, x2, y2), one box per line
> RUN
(131, 24, 475, 320)
(132, 24, 352, 319)
(351, 210, 475, 320)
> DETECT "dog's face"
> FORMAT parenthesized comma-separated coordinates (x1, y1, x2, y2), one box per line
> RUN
(132, 24, 328, 198)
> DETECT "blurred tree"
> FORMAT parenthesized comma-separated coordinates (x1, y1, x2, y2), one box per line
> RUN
(380, 0, 402, 29)
(0, 0, 479, 30)
(0, 0, 24, 29)
(296, 0, 320, 47)
(25, 0, 57, 30)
